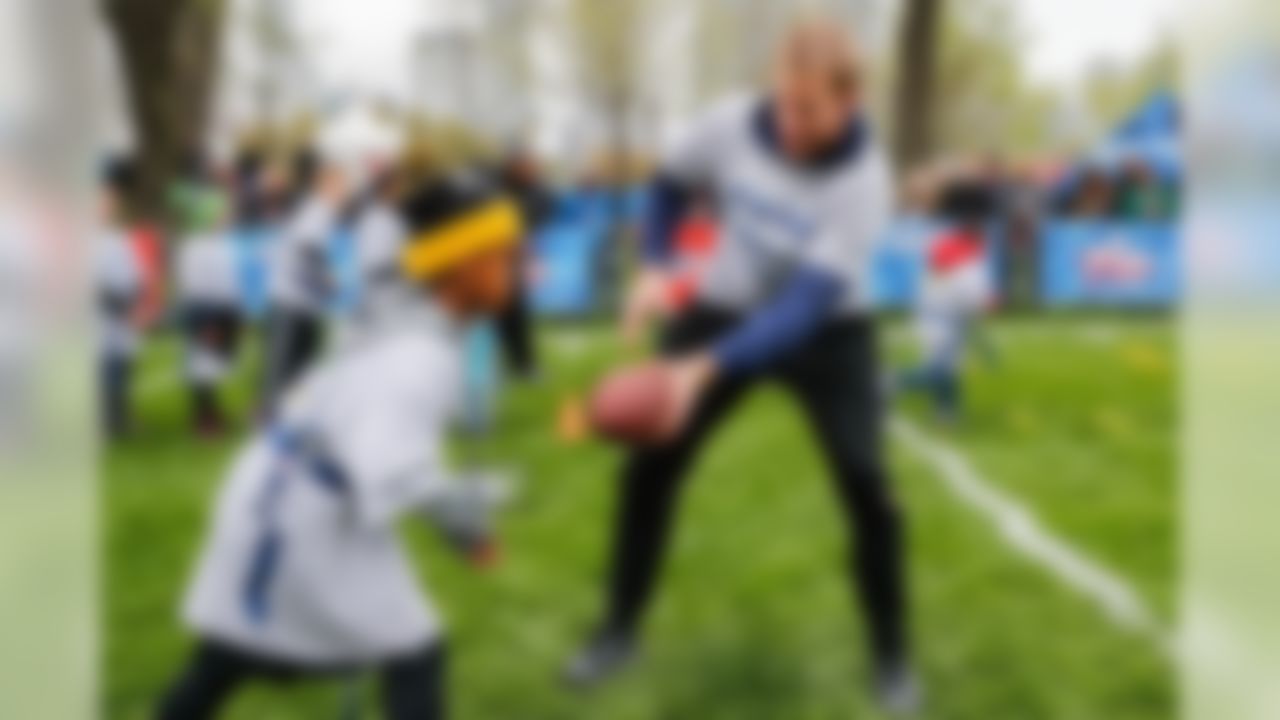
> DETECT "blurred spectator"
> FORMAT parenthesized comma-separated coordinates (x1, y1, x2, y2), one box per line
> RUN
(975, 153, 1013, 217)
(896, 183, 997, 423)
(288, 148, 321, 211)
(494, 147, 551, 380)
(232, 151, 291, 229)
(259, 157, 348, 416)
(96, 160, 145, 439)
(1112, 159, 1179, 221)
(351, 164, 408, 301)
(176, 196, 243, 437)
(1003, 160, 1048, 306)
(1068, 169, 1115, 218)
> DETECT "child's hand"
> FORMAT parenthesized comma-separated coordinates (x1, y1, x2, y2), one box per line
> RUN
(466, 538, 502, 570)
(424, 485, 496, 564)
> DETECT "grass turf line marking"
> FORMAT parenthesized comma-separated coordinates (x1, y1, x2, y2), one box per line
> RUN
(892, 415, 1173, 656)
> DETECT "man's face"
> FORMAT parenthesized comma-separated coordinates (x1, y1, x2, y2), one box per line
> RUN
(773, 74, 851, 160)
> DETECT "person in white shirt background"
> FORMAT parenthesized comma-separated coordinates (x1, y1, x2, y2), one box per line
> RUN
(96, 160, 145, 439)
(177, 195, 246, 437)
(259, 156, 350, 417)
(157, 172, 525, 720)
(895, 184, 997, 425)
(351, 165, 409, 294)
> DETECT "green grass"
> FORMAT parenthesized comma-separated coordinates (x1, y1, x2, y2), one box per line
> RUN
(105, 315, 1175, 719)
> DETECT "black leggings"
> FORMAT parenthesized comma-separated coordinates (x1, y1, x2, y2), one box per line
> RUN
(496, 279, 539, 379)
(260, 308, 323, 416)
(156, 640, 446, 720)
(602, 306, 907, 663)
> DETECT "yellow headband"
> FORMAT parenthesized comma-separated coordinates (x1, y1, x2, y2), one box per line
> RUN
(401, 199, 524, 279)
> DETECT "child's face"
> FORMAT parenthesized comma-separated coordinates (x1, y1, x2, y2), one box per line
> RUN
(437, 247, 517, 316)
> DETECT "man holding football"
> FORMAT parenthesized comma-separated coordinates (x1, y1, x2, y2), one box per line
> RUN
(569, 18, 917, 713)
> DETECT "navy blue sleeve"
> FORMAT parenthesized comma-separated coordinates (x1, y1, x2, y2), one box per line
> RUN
(642, 173, 694, 265)
(713, 266, 845, 375)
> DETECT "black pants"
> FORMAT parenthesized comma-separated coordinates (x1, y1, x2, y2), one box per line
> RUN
(101, 354, 133, 438)
(260, 308, 323, 416)
(183, 303, 244, 430)
(156, 640, 446, 720)
(496, 282, 538, 379)
(602, 306, 907, 663)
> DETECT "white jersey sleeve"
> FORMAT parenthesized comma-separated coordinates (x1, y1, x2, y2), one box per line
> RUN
(660, 95, 753, 185)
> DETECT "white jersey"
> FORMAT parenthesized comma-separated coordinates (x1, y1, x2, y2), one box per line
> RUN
(663, 95, 894, 314)
(269, 197, 339, 314)
(352, 202, 407, 287)
(178, 232, 242, 383)
(95, 229, 142, 358)
(183, 300, 464, 664)
(919, 258, 990, 321)
(915, 242, 991, 364)
(178, 231, 240, 307)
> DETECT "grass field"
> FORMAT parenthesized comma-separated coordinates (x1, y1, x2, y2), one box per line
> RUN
(105, 314, 1175, 719)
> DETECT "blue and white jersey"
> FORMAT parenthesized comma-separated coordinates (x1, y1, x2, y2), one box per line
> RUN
(183, 299, 463, 663)
(95, 229, 142, 359)
(662, 95, 894, 316)
(269, 196, 341, 315)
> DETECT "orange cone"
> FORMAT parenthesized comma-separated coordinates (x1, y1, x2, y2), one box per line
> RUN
(557, 394, 590, 444)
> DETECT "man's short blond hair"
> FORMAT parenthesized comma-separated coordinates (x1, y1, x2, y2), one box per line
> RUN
(773, 17, 863, 102)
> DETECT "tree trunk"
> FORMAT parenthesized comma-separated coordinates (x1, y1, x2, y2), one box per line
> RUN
(103, 0, 226, 224)
(893, 0, 943, 169)
(176, 0, 229, 154)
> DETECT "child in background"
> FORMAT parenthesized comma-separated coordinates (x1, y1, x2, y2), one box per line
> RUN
(896, 184, 996, 424)
(97, 163, 145, 439)
(176, 197, 244, 436)
(664, 193, 719, 312)
(260, 158, 349, 416)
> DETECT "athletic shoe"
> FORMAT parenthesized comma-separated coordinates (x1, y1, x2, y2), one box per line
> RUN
(562, 629, 636, 689)
(873, 659, 923, 716)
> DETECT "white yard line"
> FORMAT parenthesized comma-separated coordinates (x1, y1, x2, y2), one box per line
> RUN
(892, 415, 1174, 656)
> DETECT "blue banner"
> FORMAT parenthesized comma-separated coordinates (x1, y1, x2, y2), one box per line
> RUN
(530, 192, 616, 316)
(232, 225, 274, 319)
(1039, 222, 1179, 307)
(868, 218, 935, 308)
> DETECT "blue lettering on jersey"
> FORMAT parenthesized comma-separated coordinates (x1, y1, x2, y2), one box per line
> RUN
(723, 182, 817, 245)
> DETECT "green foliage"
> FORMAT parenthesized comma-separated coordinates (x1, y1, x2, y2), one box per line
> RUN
(1080, 40, 1178, 133)
(565, 0, 648, 103)
(929, 0, 1053, 156)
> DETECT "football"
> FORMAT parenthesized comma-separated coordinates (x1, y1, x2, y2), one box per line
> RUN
(588, 363, 675, 446)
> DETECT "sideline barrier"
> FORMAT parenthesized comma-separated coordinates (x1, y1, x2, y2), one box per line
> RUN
(231, 213, 1179, 317)
(1038, 222, 1178, 308)
(529, 192, 621, 316)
